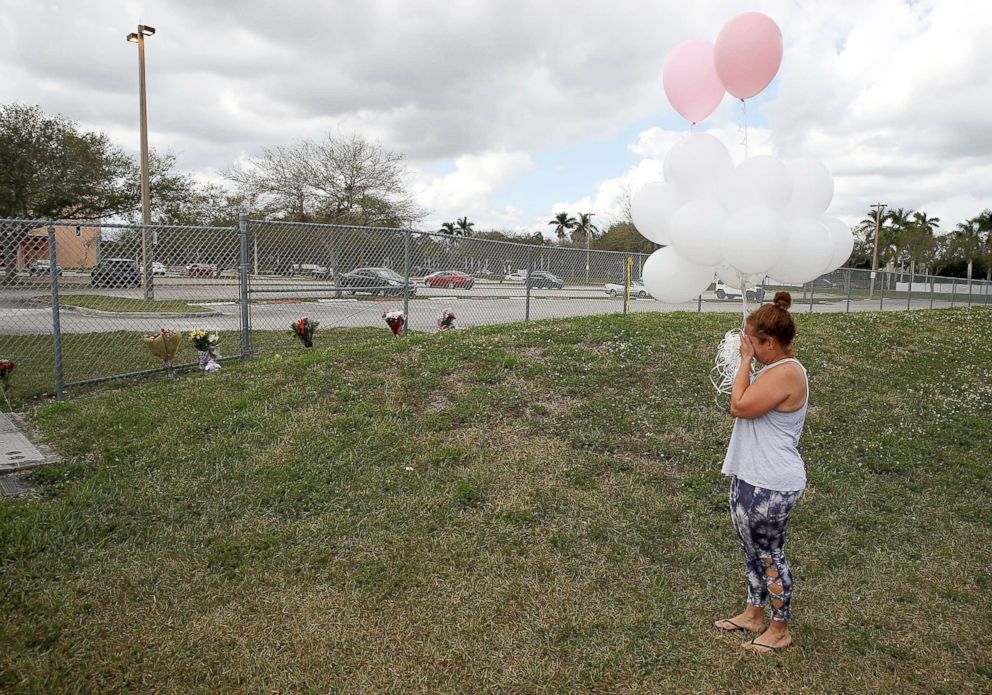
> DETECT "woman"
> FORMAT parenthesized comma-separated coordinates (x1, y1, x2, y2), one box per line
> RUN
(713, 291, 808, 654)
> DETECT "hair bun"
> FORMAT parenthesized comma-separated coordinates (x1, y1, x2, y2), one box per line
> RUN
(773, 291, 792, 310)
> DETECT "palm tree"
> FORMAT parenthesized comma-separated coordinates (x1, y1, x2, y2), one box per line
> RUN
(905, 211, 940, 279)
(455, 217, 474, 236)
(951, 218, 983, 286)
(548, 211, 577, 241)
(572, 212, 600, 283)
(438, 221, 457, 235)
(571, 212, 600, 243)
(884, 207, 914, 278)
(975, 209, 992, 281)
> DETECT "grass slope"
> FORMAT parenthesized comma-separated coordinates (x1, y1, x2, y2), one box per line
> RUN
(1, 309, 991, 693)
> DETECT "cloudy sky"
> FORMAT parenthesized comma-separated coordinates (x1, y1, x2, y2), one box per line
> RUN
(2, 0, 990, 235)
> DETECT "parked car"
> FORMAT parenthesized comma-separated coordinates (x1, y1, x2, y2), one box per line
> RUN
(715, 280, 765, 301)
(152, 261, 167, 276)
(28, 259, 63, 276)
(339, 267, 417, 296)
(604, 279, 652, 299)
(311, 266, 335, 280)
(502, 269, 528, 283)
(423, 270, 475, 289)
(185, 263, 219, 277)
(91, 258, 140, 288)
(810, 277, 835, 289)
(527, 271, 564, 290)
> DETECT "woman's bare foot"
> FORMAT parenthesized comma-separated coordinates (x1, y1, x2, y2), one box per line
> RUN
(743, 622, 792, 653)
(713, 608, 764, 633)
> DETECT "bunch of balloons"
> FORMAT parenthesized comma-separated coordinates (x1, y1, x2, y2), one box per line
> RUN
(633, 13, 854, 303)
(662, 12, 783, 125)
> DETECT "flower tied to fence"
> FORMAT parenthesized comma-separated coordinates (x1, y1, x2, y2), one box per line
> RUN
(383, 310, 405, 336)
(142, 328, 182, 378)
(0, 359, 15, 411)
(437, 309, 456, 331)
(292, 317, 319, 348)
(188, 330, 221, 372)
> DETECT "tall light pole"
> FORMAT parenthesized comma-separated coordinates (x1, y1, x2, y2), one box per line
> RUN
(127, 24, 155, 300)
(869, 202, 886, 298)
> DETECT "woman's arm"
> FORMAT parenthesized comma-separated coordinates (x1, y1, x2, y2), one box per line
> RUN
(729, 334, 791, 418)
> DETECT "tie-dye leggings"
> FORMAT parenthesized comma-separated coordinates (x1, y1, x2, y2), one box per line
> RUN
(729, 476, 804, 622)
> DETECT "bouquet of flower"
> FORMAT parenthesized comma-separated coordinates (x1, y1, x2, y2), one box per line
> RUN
(143, 328, 182, 377)
(436, 308, 456, 331)
(383, 310, 405, 336)
(292, 316, 319, 348)
(187, 329, 222, 371)
(0, 359, 15, 411)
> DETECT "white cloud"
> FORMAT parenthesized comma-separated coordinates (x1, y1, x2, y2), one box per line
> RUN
(413, 151, 534, 228)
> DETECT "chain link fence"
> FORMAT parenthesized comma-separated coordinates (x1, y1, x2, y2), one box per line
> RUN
(1, 217, 989, 403)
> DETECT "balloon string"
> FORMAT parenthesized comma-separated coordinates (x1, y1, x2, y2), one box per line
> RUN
(740, 99, 749, 160)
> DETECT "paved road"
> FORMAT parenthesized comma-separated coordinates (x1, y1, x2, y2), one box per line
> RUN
(1, 273, 977, 336)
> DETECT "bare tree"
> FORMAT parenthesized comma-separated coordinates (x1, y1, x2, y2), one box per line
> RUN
(228, 133, 426, 227)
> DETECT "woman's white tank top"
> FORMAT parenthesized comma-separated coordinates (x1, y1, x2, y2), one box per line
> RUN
(721, 357, 808, 492)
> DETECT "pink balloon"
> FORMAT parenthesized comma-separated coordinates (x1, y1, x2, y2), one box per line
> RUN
(663, 40, 725, 124)
(714, 13, 783, 100)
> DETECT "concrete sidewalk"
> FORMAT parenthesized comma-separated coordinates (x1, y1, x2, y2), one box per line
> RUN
(0, 410, 57, 474)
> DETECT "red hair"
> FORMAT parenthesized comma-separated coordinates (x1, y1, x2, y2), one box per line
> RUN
(746, 291, 796, 348)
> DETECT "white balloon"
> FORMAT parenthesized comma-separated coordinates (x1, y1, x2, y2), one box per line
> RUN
(668, 199, 727, 266)
(630, 181, 684, 246)
(787, 159, 834, 217)
(715, 263, 766, 289)
(663, 133, 733, 201)
(822, 217, 854, 272)
(642, 246, 715, 303)
(724, 155, 793, 212)
(721, 206, 786, 275)
(765, 218, 835, 284)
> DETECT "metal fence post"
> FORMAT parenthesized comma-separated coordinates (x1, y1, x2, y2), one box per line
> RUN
(845, 269, 852, 313)
(697, 294, 702, 313)
(402, 228, 411, 336)
(967, 277, 973, 307)
(907, 274, 913, 311)
(48, 223, 65, 400)
(525, 246, 534, 322)
(809, 280, 815, 314)
(929, 275, 935, 310)
(879, 272, 885, 310)
(238, 214, 252, 359)
(950, 279, 956, 308)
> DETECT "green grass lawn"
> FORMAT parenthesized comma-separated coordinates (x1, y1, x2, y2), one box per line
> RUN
(0, 328, 386, 407)
(2, 308, 991, 692)
(50, 294, 216, 314)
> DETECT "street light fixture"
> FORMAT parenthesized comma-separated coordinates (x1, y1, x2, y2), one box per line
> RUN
(127, 24, 156, 300)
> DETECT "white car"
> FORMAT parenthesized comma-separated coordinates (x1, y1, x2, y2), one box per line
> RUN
(604, 279, 652, 299)
(715, 280, 765, 301)
(502, 270, 528, 283)
(152, 261, 167, 276)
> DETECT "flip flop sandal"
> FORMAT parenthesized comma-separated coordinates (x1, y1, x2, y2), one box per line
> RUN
(748, 638, 789, 653)
(714, 619, 750, 632)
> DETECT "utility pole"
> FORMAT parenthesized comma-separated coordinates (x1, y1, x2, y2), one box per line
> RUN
(128, 24, 156, 300)
(869, 202, 886, 298)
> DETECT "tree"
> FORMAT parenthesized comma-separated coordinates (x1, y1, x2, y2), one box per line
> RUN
(593, 222, 660, 254)
(227, 132, 426, 227)
(903, 211, 940, 278)
(572, 212, 599, 243)
(438, 221, 457, 235)
(548, 211, 577, 241)
(974, 209, 992, 281)
(951, 218, 983, 285)
(0, 103, 137, 221)
(455, 217, 474, 236)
